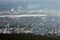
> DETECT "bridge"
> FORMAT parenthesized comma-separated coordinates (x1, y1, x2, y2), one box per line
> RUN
(0, 14, 47, 17)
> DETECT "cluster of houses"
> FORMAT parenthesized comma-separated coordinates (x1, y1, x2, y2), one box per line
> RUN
(0, 24, 32, 34)
(0, 23, 60, 36)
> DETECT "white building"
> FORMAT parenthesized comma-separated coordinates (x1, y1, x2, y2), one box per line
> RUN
(14, 27, 32, 34)
(3, 28, 13, 34)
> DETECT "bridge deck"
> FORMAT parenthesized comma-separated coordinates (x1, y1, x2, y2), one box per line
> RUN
(0, 14, 47, 17)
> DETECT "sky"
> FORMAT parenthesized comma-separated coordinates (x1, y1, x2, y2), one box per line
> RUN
(0, 0, 60, 10)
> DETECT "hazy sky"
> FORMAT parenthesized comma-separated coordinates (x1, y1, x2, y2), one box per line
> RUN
(0, 0, 60, 2)
(0, 0, 60, 10)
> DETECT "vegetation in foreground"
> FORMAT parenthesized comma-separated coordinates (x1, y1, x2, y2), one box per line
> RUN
(0, 33, 60, 40)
